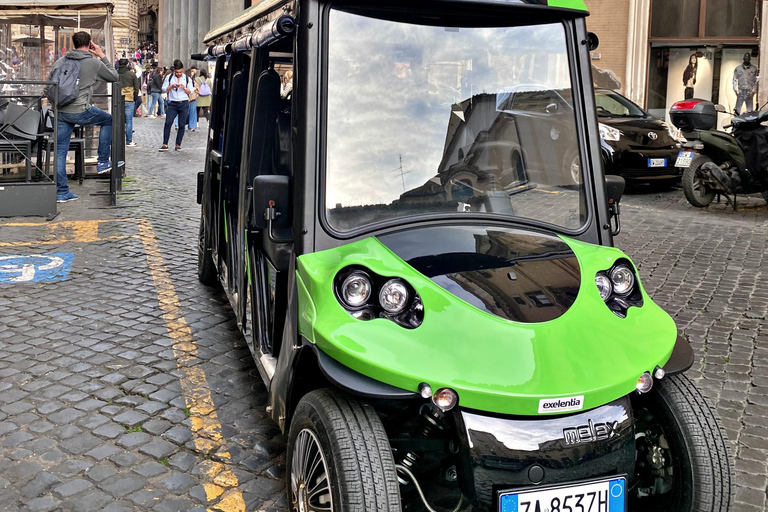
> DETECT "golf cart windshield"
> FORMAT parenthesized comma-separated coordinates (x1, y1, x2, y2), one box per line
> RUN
(324, 9, 587, 233)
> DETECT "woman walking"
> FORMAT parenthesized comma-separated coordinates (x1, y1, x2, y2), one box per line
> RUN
(196, 69, 212, 123)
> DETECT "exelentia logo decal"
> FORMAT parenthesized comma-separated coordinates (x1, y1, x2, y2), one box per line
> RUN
(538, 395, 584, 414)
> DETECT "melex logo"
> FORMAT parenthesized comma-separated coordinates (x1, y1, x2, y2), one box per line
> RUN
(537, 395, 584, 414)
(563, 419, 621, 446)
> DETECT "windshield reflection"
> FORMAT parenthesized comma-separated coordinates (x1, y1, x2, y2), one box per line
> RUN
(325, 10, 586, 232)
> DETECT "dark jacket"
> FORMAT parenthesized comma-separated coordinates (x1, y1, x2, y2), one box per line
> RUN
(48, 49, 118, 113)
(149, 71, 164, 94)
(118, 65, 141, 103)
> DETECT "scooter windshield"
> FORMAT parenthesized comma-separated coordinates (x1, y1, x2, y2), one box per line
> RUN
(324, 9, 587, 233)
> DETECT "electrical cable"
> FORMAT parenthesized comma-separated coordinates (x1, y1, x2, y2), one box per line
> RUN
(395, 464, 465, 512)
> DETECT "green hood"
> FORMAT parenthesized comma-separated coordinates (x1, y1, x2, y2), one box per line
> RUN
(297, 231, 675, 416)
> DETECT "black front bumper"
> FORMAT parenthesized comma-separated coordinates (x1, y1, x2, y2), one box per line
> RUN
(452, 396, 635, 509)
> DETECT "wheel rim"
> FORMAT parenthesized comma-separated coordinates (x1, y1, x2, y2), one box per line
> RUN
(291, 429, 334, 512)
(570, 156, 581, 185)
(197, 212, 206, 268)
(692, 170, 709, 199)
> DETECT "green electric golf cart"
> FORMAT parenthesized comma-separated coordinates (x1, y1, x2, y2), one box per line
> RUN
(195, 1, 732, 511)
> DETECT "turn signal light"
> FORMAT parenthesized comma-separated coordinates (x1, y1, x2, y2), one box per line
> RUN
(432, 388, 459, 411)
(635, 372, 653, 394)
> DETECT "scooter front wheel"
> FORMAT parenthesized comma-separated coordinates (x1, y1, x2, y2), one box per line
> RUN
(682, 156, 717, 207)
(631, 374, 732, 512)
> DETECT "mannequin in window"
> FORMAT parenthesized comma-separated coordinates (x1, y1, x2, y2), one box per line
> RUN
(733, 52, 758, 114)
(682, 54, 697, 100)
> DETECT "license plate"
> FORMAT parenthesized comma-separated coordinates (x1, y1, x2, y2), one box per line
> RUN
(675, 151, 694, 168)
(499, 477, 625, 512)
(648, 158, 667, 168)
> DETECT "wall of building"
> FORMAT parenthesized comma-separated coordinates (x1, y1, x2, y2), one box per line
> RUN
(114, 0, 140, 55)
(158, 0, 243, 67)
(584, 0, 630, 93)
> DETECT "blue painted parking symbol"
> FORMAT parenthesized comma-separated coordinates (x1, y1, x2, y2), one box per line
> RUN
(0, 253, 74, 283)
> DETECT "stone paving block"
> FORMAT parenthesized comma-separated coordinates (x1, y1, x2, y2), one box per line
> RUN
(53, 478, 93, 498)
(97, 473, 147, 498)
(139, 439, 178, 460)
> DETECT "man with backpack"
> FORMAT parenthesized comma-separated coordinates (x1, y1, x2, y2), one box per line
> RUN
(159, 60, 193, 152)
(48, 31, 119, 203)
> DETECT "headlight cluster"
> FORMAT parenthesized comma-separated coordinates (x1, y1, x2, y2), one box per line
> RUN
(595, 261, 643, 318)
(599, 122, 621, 142)
(335, 267, 424, 328)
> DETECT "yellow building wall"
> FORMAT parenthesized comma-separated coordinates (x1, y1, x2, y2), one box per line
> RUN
(584, 0, 630, 93)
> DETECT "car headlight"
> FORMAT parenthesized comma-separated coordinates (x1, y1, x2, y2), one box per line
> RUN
(341, 272, 372, 308)
(610, 265, 635, 296)
(379, 279, 409, 314)
(599, 123, 621, 142)
(595, 273, 613, 301)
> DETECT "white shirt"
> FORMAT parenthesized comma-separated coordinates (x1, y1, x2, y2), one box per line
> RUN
(162, 73, 192, 102)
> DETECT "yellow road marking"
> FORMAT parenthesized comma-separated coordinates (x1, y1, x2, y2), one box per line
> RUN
(0, 219, 138, 247)
(136, 219, 246, 512)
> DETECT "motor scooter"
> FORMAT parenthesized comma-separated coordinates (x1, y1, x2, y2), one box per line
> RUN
(670, 99, 768, 209)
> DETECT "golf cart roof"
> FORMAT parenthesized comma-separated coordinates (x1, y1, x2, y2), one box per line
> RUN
(203, 0, 588, 44)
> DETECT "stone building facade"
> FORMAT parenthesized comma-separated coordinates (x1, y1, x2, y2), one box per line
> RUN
(158, 0, 247, 66)
(113, 0, 140, 56)
(139, 0, 159, 44)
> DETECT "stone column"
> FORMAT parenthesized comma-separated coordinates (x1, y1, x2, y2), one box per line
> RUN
(209, 0, 242, 32)
(198, 0, 212, 51)
(172, 0, 181, 63)
(159, 0, 168, 63)
(188, 0, 200, 58)
(180, 1, 189, 64)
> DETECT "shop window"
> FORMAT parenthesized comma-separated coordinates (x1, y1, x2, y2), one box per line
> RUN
(705, 0, 758, 38)
(651, 0, 700, 38)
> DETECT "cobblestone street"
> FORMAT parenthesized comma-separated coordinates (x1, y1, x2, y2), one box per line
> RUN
(1, 116, 768, 511)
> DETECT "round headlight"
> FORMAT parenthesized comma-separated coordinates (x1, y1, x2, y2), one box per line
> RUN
(341, 272, 372, 308)
(595, 273, 612, 301)
(432, 388, 459, 411)
(610, 265, 635, 295)
(379, 279, 409, 314)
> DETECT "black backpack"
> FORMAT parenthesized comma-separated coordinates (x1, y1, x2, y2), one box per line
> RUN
(45, 56, 82, 107)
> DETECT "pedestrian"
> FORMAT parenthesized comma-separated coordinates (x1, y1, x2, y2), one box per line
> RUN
(50, 31, 119, 203)
(117, 59, 140, 147)
(196, 69, 212, 123)
(160, 59, 193, 152)
(146, 64, 165, 118)
(175, 67, 199, 131)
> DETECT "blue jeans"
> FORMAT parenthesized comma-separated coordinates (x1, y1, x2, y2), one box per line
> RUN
(148, 92, 164, 116)
(56, 106, 112, 195)
(187, 100, 198, 130)
(164, 101, 189, 146)
(125, 101, 135, 143)
(174, 100, 197, 129)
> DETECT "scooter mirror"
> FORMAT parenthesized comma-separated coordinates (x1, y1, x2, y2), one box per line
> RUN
(605, 175, 625, 205)
(714, 104, 727, 113)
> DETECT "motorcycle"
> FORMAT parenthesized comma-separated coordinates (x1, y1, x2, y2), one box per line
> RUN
(670, 99, 768, 209)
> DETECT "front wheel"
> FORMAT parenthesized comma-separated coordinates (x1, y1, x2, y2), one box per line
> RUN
(632, 374, 732, 512)
(197, 208, 217, 286)
(682, 156, 717, 207)
(287, 389, 402, 512)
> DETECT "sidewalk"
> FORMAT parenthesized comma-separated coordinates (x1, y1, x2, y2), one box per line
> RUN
(0, 117, 286, 512)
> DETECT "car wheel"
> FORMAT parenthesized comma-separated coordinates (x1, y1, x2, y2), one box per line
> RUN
(568, 154, 582, 185)
(631, 374, 732, 512)
(682, 156, 716, 207)
(197, 208, 217, 286)
(287, 389, 402, 512)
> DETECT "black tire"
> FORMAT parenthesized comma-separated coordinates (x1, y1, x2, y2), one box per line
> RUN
(632, 374, 732, 512)
(682, 156, 716, 207)
(197, 208, 217, 286)
(287, 388, 401, 512)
